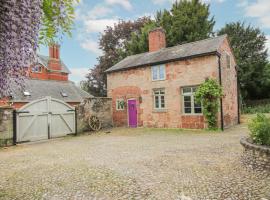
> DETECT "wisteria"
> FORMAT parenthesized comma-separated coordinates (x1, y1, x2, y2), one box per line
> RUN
(0, 0, 42, 96)
(0, 0, 76, 96)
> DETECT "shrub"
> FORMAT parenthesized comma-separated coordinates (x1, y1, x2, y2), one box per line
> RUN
(242, 104, 270, 114)
(248, 113, 270, 146)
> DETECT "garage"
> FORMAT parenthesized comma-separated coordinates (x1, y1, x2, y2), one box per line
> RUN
(16, 97, 76, 142)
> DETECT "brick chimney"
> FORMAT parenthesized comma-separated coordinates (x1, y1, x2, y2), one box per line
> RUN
(48, 44, 61, 71)
(149, 27, 166, 52)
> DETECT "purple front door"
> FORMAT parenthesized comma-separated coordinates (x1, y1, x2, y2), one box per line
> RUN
(128, 99, 137, 127)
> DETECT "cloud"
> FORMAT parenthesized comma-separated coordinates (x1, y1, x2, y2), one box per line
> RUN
(266, 35, 270, 58)
(70, 67, 89, 82)
(84, 19, 118, 33)
(151, 0, 225, 4)
(105, 0, 132, 10)
(80, 39, 102, 55)
(243, 0, 270, 28)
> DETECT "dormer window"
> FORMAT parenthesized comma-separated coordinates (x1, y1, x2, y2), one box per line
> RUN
(152, 64, 165, 81)
(61, 92, 68, 97)
(31, 65, 42, 73)
(23, 91, 31, 96)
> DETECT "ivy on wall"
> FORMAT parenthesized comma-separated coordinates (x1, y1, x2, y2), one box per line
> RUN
(195, 78, 223, 130)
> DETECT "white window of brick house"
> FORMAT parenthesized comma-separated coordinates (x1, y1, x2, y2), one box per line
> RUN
(152, 64, 165, 81)
(182, 86, 202, 114)
(153, 89, 165, 109)
(225, 52, 231, 68)
(116, 99, 125, 111)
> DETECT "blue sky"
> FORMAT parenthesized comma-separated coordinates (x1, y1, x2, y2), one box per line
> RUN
(39, 0, 270, 83)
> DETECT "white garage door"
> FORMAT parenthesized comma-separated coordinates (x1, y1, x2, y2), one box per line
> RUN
(16, 97, 76, 142)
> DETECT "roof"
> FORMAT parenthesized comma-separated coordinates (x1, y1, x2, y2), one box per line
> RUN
(106, 35, 227, 73)
(10, 79, 92, 102)
(37, 54, 71, 74)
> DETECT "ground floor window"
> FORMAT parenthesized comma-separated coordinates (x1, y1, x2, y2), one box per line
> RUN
(182, 86, 202, 114)
(116, 99, 125, 110)
(153, 89, 165, 109)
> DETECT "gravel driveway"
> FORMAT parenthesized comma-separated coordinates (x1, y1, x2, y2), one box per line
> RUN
(0, 124, 269, 200)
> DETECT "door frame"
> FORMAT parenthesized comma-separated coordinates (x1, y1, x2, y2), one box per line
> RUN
(127, 98, 138, 128)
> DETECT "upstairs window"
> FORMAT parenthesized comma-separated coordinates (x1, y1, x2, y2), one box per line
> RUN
(226, 52, 231, 68)
(23, 91, 31, 96)
(153, 89, 165, 109)
(152, 65, 165, 81)
(116, 99, 125, 111)
(31, 65, 42, 73)
(182, 86, 202, 114)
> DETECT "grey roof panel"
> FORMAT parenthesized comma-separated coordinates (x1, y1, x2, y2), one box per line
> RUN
(10, 79, 92, 102)
(106, 35, 227, 73)
(37, 54, 71, 74)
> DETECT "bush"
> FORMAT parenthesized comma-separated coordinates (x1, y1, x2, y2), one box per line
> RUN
(242, 104, 270, 114)
(248, 113, 270, 146)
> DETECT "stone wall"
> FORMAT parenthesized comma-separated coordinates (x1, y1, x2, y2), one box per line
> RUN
(0, 107, 14, 147)
(240, 138, 270, 174)
(76, 98, 113, 133)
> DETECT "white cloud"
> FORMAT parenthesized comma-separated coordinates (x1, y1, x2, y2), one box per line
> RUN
(266, 35, 270, 58)
(80, 39, 102, 55)
(105, 0, 132, 10)
(70, 67, 89, 82)
(243, 0, 270, 28)
(84, 19, 118, 33)
(151, 0, 225, 4)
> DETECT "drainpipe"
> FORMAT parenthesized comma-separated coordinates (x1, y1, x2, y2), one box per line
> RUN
(236, 66, 241, 124)
(217, 54, 224, 131)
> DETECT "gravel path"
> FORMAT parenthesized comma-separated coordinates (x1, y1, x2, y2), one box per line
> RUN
(0, 124, 269, 200)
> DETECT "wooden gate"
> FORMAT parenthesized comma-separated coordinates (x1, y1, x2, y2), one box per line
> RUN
(16, 97, 76, 142)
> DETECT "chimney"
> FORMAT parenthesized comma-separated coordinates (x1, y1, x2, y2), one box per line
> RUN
(48, 44, 61, 71)
(149, 27, 166, 52)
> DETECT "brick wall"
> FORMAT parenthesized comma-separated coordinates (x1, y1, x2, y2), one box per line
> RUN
(29, 66, 68, 81)
(107, 55, 219, 129)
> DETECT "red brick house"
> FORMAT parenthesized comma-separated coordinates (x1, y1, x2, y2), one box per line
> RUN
(106, 28, 239, 129)
(0, 44, 91, 109)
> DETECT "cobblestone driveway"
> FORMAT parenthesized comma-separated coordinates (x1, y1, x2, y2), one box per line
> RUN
(0, 124, 269, 200)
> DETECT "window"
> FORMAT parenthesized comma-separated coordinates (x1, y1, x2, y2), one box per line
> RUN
(23, 91, 31, 96)
(61, 91, 68, 97)
(226, 52, 231, 68)
(182, 86, 202, 114)
(116, 99, 125, 111)
(152, 65, 165, 81)
(31, 65, 42, 73)
(153, 89, 165, 109)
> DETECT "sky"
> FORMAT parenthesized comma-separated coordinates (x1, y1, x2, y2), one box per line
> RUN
(39, 0, 270, 83)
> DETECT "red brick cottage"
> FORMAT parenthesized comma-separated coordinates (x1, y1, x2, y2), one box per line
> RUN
(106, 28, 239, 129)
(0, 44, 91, 109)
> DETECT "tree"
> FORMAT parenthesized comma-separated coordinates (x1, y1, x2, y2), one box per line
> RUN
(82, 17, 151, 96)
(0, 0, 77, 96)
(127, 0, 215, 54)
(218, 22, 269, 100)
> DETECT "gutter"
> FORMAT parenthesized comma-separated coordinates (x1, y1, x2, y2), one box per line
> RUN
(217, 53, 224, 131)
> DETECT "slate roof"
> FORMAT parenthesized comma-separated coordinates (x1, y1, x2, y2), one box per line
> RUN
(37, 54, 71, 74)
(106, 35, 227, 73)
(10, 79, 92, 102)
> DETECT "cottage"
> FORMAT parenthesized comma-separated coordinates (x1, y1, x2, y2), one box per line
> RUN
(0, 44, 91, 109)
(106, 28, 239, 129)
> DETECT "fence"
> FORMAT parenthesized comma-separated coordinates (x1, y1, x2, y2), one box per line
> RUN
(0, 107, 14, 147)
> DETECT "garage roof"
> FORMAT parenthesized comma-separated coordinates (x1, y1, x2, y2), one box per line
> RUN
(10, 79, 92, 102)
(105, 35, 227, 73)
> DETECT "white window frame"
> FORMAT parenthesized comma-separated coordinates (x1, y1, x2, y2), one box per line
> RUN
(225, 52, 231, 69)
(151, 64, 166, 81)
(31, 65, 42, 73)
(116, 99, 125, 111)
(153, 89, 165, 110)
(182, 86, 202, 115)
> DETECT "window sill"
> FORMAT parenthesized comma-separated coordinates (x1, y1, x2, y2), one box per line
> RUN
(153, 109, 168, 113)
(182, 113, 203, 116)
(152, 79, 166, 82)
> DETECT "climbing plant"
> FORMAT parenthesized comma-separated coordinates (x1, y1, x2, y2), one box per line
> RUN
(195, 78, 223, 130)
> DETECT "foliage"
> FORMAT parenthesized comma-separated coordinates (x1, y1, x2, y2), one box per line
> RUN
(218, 22, 269, 100)
(82, 17, 151, 96)
(0, 0, 77, 96)
(127, 0, 215, 54)
(40, 0, 78, 45)
(195, 78, 223, 129)
(243, 104, 270, 114)
(248, 114, 270, 146)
